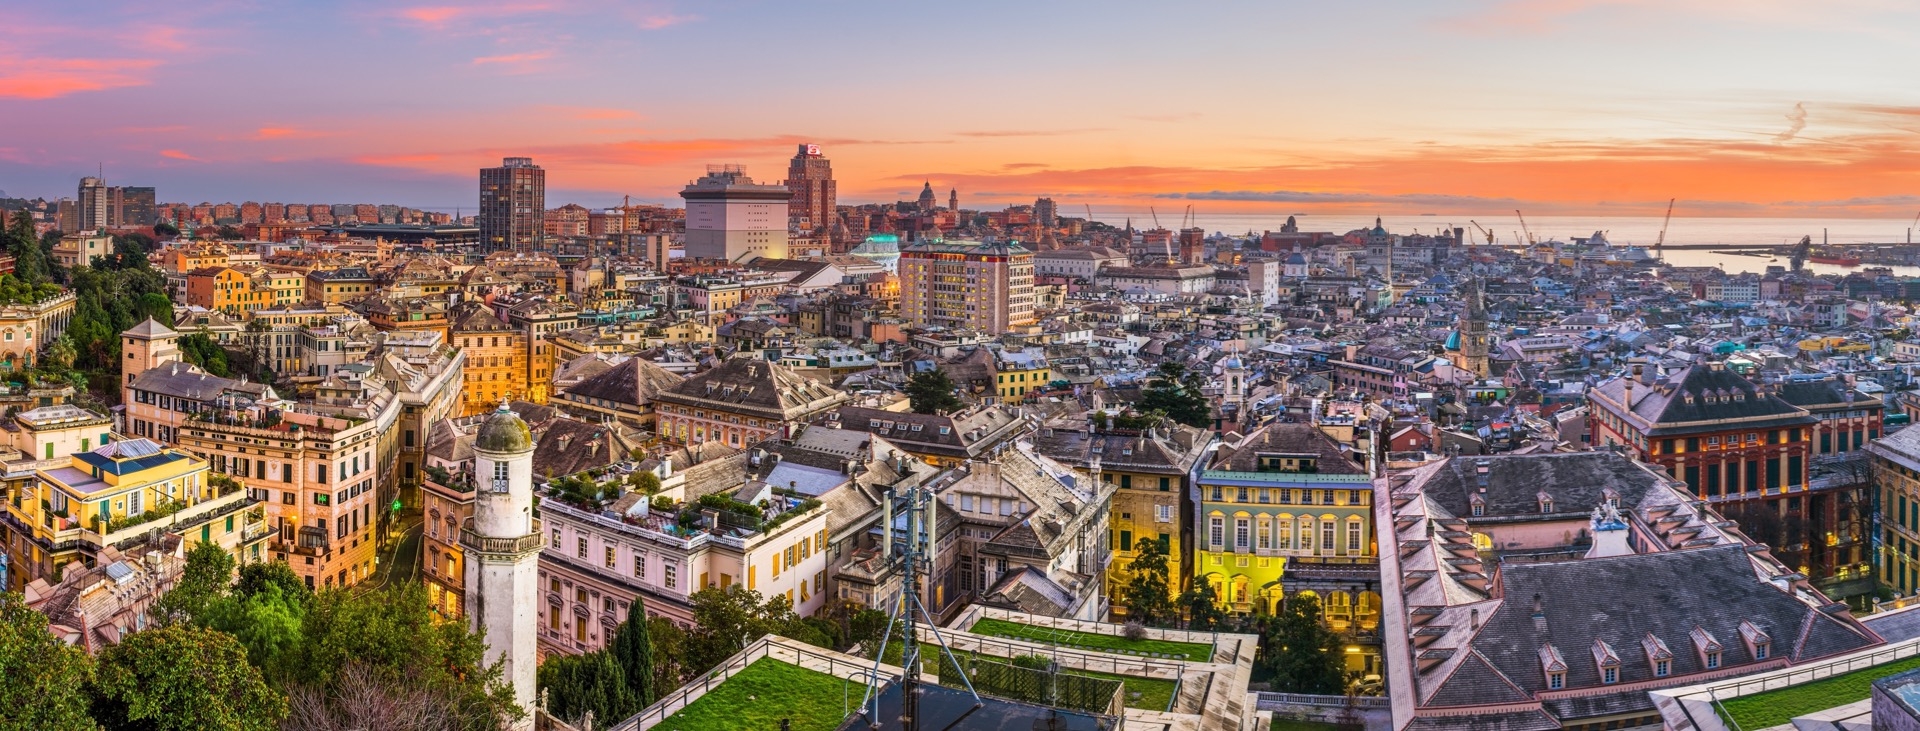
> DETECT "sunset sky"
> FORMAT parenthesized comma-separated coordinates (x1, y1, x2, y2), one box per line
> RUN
(5, 0, 1920, 217)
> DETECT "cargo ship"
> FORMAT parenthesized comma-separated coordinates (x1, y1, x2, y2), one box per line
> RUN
(1809, 255, 1862, 266)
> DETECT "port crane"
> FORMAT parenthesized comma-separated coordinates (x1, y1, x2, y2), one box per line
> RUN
(1469, 220, 1494, 247)
(1653, 198, 1675, 259)
(1515, 209, 1535, 245)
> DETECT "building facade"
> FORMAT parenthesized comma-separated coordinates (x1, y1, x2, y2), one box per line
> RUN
(480, 157, 546, 254)
(680, 165, 790, 262)
(785, 144, 835, 239)
(898, 239, 1035, 333)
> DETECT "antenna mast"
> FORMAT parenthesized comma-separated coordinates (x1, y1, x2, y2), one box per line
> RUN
(857, 478, 980, 731)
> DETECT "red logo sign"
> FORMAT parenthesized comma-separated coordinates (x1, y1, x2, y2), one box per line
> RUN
(805, 144, 821, 156)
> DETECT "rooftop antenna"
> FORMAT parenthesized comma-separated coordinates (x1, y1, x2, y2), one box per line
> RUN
(856, 479, 980, 730)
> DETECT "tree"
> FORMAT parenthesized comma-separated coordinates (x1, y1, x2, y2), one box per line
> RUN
(644, 616, 688, 695)
(283, 661, 463, 731)
(44, 335, 77, 373)
(232, 561, 311, 605)
(903, 368, 964, 415)
(294, 586, 521, 730)
(89, 625, 287, 731)
(626, 470, 662, 494)
(681, 586, 809, 676)
(1259, 594, 1347, 695)
(1117, 536, 1178, 627)
(607, 599, 656, 707)
(0, 591, 97, 731)
(153, 222, 179, 239)
(178, 333, 232, 377)
(203, 581, 308, 686)
(1138, 362, 1211, 428)
(1179, 583, 1228, 632)
(5, 211, 48, 285)
(152, 541, 235, 627)
(537, 651, 636, 729)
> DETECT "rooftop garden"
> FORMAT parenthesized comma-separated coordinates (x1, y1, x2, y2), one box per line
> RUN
(967, 617, 1214, 663)
(874, 638, 1160, 712)
(655, 657, 862, 731)
(1716, 654, 1920, 730)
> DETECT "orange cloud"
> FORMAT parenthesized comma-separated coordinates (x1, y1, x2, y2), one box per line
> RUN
(400, 6, 468, 26)
(253, 126, 331, 140)
(0, 57, 159, 99)
(158, 149, 199, 161)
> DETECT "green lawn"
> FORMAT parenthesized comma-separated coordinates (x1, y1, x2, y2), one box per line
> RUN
(1717, 655, 1920, 730)
(968, 617, 1214, 662)
(878, 639, 1179, 711)
(657, 658, 864, 731)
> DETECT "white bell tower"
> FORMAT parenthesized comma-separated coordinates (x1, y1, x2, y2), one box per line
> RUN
(463, 402, 540, 729)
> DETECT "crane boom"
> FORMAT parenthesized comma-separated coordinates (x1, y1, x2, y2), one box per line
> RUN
(1654, 198, 1675, 253)
(1150, 207, 1162, 229)
(1515, 209, 1534, 245)
(1469, 220, 1493, 246)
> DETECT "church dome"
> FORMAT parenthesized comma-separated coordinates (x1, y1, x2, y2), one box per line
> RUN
(475, 403, 533, 453)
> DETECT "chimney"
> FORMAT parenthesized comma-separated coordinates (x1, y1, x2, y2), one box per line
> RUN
(1532, 594, 1548, 632)
(1470, 608, 1480, 630)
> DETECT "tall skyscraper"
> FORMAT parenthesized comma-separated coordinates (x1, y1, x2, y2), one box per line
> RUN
(898, 238, 1035, 332)
(679, 165, 790, 261)
(78, 176, 109, 231)
(479, 157, 545, 253)
(785, 144, 835, 237)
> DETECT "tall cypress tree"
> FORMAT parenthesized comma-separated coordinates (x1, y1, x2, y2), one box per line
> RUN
(609, 598, 656, 707)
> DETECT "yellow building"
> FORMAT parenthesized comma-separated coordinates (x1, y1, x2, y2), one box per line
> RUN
(994, 349, 1052, 403)
(186, 266, 274, 314)
(2, 438, 269, 587)
(450, 303, 529, 417)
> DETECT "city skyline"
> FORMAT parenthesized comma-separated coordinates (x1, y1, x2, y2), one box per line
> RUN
(5, 2, 1920, 217)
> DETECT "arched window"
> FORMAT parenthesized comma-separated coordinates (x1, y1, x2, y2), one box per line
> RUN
(1299, 517, 1315, 554)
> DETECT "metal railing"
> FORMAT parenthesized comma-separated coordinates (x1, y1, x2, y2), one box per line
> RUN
(605, 639, 885, 731)
(458, 518, 545, 555)
(1258, 692, 1390, 709)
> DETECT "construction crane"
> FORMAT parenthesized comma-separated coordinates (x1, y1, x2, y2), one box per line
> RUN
(1150, 207, 1162, 229)
(1469, 220, 1494, 247)
(1911, 211, 1919, 244)
(1515, 209, 1535, 245)
(1085, 204, 1094, 223)
(1654, 198, 1675, 256)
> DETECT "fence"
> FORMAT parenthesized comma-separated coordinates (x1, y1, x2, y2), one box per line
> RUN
(886, 622, 1188, 714)
(1655, 637, 1920, 731)
(959, 608, 1224, 663)
(605, 638, 889, 731)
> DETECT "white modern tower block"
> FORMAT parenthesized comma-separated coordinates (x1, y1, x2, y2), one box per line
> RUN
(463, 402, 541, 730)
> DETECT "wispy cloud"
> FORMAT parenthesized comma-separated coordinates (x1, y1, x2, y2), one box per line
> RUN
(472, 51, 554, 71)
(159, 149, 199, 161)
(637, 13, 698, 30)
(0, 57, 160, 99)
(953, 129, 1109, 138)
(253, 126, 332, 140)
(1773, 102, 1808, 143)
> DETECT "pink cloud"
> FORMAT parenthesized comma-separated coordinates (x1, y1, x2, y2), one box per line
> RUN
(253, 126, 331, 140)
(472, 51, 553, 68)
(638, 13, 698, 30)
(401, 6, 469, 26)
(0, 57, 160, 99)
(159, 149, 199, 161)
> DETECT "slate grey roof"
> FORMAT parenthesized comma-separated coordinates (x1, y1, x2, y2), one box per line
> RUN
(1589, 363, 1814, 437)
(127, 362, 237, 402)
(1029, 419, 1211, 477)
(562, 355, 685, 407)
(656, 354, 846, 421)
(1209, 422, 1363, 474)
(1461, 545, 1876, 705)
(1415, 452, 1669, 523)
(817, 405, 1023, 460)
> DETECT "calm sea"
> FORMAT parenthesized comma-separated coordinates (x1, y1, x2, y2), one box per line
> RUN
(1087, 212, 1920, 277)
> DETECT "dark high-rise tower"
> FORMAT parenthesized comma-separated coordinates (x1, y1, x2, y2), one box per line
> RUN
(479, 157, 545, 253)
(78, 176, 109, 231)
(785, 144, 835, 241)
